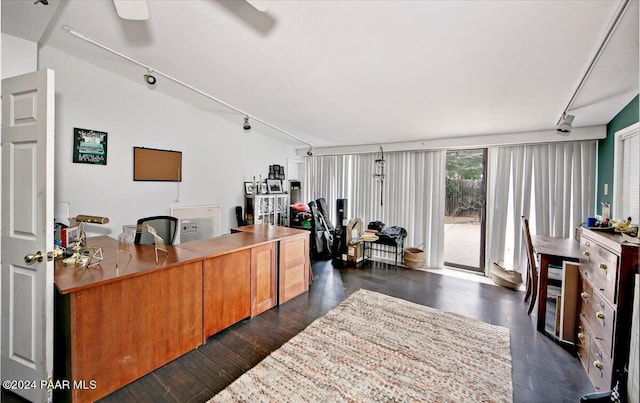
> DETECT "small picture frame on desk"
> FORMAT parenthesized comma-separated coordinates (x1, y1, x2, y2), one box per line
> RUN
(244, 182, 254, 195)
(266, 179, 283, 194)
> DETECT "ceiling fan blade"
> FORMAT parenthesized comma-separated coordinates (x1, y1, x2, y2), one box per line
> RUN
(113, 0, 150, 20)
(246, 0, 272, 12)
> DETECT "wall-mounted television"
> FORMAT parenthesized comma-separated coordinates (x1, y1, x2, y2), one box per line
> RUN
(133, 147, 182, 182)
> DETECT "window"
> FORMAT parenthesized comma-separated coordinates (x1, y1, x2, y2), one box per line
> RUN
(613, 123, 640, 221)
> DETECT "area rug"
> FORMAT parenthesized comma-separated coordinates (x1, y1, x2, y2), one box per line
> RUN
(210, 289, 513, 402)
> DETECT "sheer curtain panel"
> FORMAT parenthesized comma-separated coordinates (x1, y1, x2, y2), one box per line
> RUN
(305, 150, 446, 268)
(486, 141, 596, 275)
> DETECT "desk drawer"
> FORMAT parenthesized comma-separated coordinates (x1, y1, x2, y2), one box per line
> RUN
(578, 276, 615, 357)
(580, 238, 618, 303)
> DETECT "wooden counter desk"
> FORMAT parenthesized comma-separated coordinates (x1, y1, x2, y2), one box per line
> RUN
(232, 224, 311, 305)
(54, 226, 309, 402)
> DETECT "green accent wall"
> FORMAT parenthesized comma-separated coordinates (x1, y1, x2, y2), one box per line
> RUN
(596, 95, 639, 216)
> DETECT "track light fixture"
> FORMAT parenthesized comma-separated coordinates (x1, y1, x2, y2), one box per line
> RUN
(555, 0, 630, 136)
(144, 69, 157, 86)
(556, 113, 574, 134)
(34, 0, 48, 5)
(63, 26, 314, 151)
(243, 116, 251, 131)
(306, 146, 313, 156)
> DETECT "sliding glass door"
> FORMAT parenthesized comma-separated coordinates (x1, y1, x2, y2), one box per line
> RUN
(444, 149, 487, 272)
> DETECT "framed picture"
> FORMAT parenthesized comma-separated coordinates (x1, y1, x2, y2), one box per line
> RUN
(267, 179, 283, 194)
(244, 182, 254, 195)
(73, 127, 108, 165)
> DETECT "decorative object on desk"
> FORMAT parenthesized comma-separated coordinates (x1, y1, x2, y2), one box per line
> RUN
(60, 225, 79, 248)
(266, 179, 283, 194)
(210, 289, 513, 403)
(601, 202, 611, 221)
(616, 225, 638, 236)
(144, 224, 168, 263)
(244, 181, 254, 195)
(490, 260, 523, 290)
(611, 216, 633, 230)
(585, 216, 597, 228)
(62, 214, 110, 268)
(73, 127, 107, 165)
(404, 244, 426, 268)
(372, 146, 385, 206)
(116, 224, 136, 268)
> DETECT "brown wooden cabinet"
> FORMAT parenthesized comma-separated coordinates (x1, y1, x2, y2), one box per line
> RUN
(251, 242, 277, 317)
(203, 249, 251, 338)
(577, 228, 638, 392)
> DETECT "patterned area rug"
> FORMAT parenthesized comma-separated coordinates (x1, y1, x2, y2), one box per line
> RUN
(210, 289, 513, 402)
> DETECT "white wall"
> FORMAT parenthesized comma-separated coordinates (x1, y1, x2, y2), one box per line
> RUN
(39, 46, 297, 236)
(1, 33, 37, 79)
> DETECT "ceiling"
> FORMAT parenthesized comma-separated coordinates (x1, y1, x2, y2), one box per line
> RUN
(2, 0, 638, 149)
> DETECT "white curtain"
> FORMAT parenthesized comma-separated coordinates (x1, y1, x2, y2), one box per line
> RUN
(486, 141, 596, 274)
(305, 150, 446, 268)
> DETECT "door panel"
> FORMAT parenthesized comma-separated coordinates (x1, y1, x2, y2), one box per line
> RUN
(1, 69, 55, 403)
(251, 242, 276, 317)
(444, 149, 487, 272)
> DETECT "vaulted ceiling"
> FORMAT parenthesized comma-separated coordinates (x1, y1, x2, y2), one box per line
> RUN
(3, 0, 638, 149)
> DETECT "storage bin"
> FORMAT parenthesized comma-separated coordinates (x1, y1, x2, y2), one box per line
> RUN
(404, 245, 425, 268)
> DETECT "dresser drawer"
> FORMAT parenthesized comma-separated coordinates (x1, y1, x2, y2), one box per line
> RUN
(576, 317, 590, 373)
(578, 277, 615, 357)
(588, 336, 613, 392)
(580, 238, 618, 303)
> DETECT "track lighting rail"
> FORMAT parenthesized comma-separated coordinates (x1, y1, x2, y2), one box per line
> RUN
(556, 0, 631, 127)
(63, 26, 313, 148)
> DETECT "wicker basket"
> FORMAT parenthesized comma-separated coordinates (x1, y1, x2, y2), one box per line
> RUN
(404, 245, 425, 268)
(490, 262, 523, 290)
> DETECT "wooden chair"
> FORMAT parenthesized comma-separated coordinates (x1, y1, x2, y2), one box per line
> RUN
(521, 216, 538, 315)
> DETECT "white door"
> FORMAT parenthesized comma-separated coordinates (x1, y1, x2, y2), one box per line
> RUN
(1, 69, 55, 402)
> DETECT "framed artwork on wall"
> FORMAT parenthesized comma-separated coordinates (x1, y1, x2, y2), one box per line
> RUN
(267, 179, 283, 194)
(244, 182, 254, 195)
(73, 127, 107, 165)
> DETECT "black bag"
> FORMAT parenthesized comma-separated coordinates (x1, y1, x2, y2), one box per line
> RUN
(368, 221, 385, 232)
(377, 226, 407, 246)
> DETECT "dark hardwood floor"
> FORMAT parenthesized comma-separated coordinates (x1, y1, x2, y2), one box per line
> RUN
(3, 259, 594, 402)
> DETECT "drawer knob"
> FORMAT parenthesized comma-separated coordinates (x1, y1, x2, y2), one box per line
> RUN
(581, 292, 589, 300)
(577, 332, 586, 341)
(583, 251, 590, 257)
(593, 360, 604, 370)
(599, 263, 607, 270)
(596, 311, 605, 320)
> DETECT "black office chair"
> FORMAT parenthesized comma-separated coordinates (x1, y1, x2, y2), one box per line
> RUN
(236, 206, 247, 227)
(134, 215, 179, 245)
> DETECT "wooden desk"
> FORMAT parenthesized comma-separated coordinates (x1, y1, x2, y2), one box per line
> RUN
(54, 226, 309, 402)
(231, 225, 311, 304)
(54, 237, 204, 402)
(531, 235, 581, 332)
